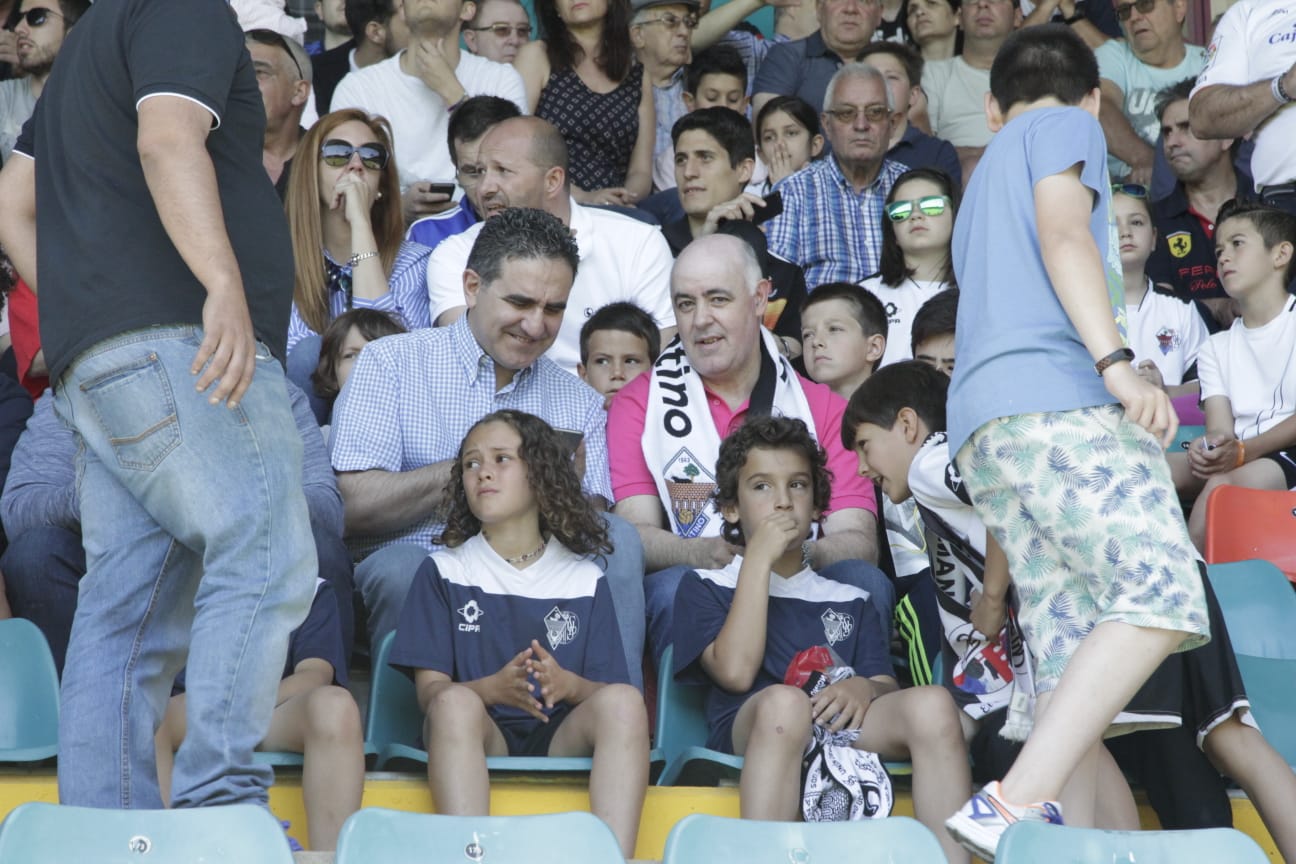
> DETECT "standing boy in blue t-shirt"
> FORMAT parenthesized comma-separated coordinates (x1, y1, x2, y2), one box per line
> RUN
(941, 24, 1211, 862)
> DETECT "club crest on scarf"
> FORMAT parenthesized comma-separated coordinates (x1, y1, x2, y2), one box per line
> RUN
(662, 447, 718, 538)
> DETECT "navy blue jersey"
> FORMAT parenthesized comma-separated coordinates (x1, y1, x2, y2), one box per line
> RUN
(672, 557, 893, 752)
(390, 534, 629, 733)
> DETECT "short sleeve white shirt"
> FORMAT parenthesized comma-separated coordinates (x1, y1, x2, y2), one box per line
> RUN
(859, 276, 951, 368)
(1126, 282, 1210, 386)
(1192, 0, 1296, 190)
(921, 58, 992, 148)
(331, 51, 527, 192)
(1197, 297, 1296, 439)
(426, 199, 676, 375)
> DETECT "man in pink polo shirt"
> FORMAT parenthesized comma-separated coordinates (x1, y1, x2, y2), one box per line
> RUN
(608, 234, 888, 665)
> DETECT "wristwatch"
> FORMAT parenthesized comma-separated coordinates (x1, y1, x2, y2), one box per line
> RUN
(1094, 347, 1135, 376)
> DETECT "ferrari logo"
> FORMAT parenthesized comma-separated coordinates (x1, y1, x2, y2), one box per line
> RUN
(1168, 231, 1192, 258)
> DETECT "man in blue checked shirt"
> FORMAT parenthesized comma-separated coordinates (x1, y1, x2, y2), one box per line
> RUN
(765, 62, 910, 289)
(329, 207, 648, 687)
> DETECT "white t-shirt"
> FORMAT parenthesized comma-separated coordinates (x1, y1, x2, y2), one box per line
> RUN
(1126, 281, 1209, 387)
(0, 78, 36, 163)
(921, 58, 992, 148)
(858, 275, 951, 368)
(425, 198, 676, 375)
(1197, 297, 1296, 439)
(331, 51, 527, 192)
(1192, 0, 1296, 191)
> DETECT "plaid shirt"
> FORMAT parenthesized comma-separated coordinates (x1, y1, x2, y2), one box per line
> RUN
(766, 156, 909, 289)
(329, 315, 612, 557)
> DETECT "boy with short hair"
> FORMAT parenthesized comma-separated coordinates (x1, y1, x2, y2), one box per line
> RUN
(652, 46, 753, 192)
(799, 282, 889, 401)
(942, 25, 1210, 860)
(672, 415, 971, 863)
(1167, 201, 1296, 549)
(578, 302, 661, 408)
(910, 288, 958, 376)
(850, 360, 1296, 862)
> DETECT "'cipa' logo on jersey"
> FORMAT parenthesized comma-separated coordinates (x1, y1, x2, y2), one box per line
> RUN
(544, 607, 580, 649)
(821, 608, 854, 645)
(458, 599, 485, 632)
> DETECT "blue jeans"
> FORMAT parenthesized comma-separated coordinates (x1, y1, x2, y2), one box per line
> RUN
(0, 524, 85, 675)
(645, 558, 896, 671)
(53, 327, 316, 809)
(358, 514, 647, 690)
(285, 335, 329, 425)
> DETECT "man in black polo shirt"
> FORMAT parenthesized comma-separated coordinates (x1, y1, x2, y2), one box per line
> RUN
(1146, 78, 1252, 329)
(0, 0, 315, 812)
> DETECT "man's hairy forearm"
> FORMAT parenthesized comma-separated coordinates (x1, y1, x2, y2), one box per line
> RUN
(337, 461, 453, 536)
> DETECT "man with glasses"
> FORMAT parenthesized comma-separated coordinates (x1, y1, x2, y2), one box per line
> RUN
(1188, 0, 1296, 218)
(0, 0, 316, 815)
(1095, 0, 1203, 189)
(765, 63, 909, 287)
(630, 0, 699, 192)
(752, 0, 883, 123)
(0, 0, 87, 161)
(313, 0, 409, 114)
(332, 0, 526, 225)
(462, 0, 530, 64)
(407, 94, 519, 248)
(921, 0, 1020, 183)
(245, 29, 313, 199)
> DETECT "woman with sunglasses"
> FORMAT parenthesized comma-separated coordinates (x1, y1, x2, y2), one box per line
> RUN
(285, 110, 433, 412)
(513, 0, 653, 205)
(860, 167, 959, 368)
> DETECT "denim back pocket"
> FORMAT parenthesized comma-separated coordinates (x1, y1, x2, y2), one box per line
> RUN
(79, 352, 181, 471)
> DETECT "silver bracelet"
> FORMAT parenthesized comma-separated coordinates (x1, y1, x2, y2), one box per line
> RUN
(1273, 75, 1293, 105)
(348, 250, 379, 267)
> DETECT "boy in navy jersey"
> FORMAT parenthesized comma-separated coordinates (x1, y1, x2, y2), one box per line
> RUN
(672, 415, 970, 862)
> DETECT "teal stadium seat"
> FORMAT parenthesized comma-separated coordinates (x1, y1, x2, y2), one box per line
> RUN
(0, 618, 59, 762)
(0, 802, 295, 864)
(1168, 424, 1206, 454)
(1207, 560, 1296, 769)
(364, 630, 594, 773)
(334, 807, 625, 864)
(654, 644, 913, 786)
(660, 814, 947, 863)
(997, 821, 1269, 863)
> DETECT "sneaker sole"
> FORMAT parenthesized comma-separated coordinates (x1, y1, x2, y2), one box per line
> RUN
(944, 812, 1000, 863)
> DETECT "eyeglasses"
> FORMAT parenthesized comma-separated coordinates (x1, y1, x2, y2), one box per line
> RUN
(246, 28, 305, 81)
(320, 139, 390, 170)
(1112, 182, 1149, 198)
(18, 6, 64, 27)
(824, 104, 892, 125)
(1114, 0, 1158, 21)
(456, 164, 485, 184)
(885, 194, 951, 221)
(468, 23, 532, 38)
(636, 12, 698, 30)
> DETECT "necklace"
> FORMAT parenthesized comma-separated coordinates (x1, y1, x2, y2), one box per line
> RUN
(502, 540, 546, 566)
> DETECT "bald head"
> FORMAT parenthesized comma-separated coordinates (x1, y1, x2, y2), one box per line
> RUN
(671, 234, 770, 385)
(484, 116, 569, 176)
(672, 234, 763, 297)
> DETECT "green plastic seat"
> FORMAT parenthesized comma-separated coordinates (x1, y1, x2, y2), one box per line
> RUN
(364, 631, 594, 773)
(661, 814, 946, 863)
(1206, 560, 1296, 659)
(335, 807, 625, 863)
(1167, 424, 1206, 454)
(0, 802, 295, 863)
(997, 821, 1269, 863)
(654, 644, 913, 786)
(0, 618, 59, 762)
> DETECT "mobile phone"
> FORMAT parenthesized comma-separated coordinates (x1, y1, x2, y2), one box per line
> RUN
(554, 428, 584, 455)
(748, 191, 783, 225)
(425, 181, 456, 197)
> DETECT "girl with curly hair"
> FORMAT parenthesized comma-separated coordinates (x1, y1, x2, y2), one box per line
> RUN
(388, 410, 648, 857)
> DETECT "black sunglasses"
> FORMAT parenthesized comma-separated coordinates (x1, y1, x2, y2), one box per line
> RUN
(246, 28, 305, 81)
(1114, 0, 1158, 21)
(320, 139, 390, 171)
(18, 6, 64, 27)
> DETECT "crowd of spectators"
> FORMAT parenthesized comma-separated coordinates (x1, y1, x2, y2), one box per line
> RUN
(1, 0, 1295, 858)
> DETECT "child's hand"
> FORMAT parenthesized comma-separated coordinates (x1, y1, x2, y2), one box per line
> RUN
(1103, 362, 1177, 448)
(1135, 360, 1165, 391)
(810, 677, 876, 733)
(745, 512, 802, 567)
(486, 647, 546, 720)
(526, 640, 574, 709)
(766, 141, 797, 186)
(1188, 434, 1240, 478)
(969, 588, 1007, 642)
